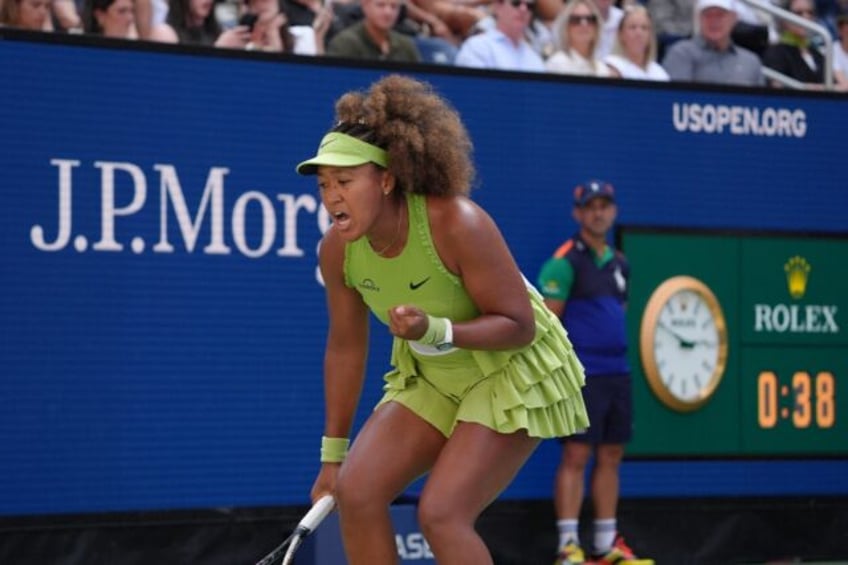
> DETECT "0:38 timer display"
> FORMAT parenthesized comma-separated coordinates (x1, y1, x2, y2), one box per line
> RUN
(757, 370, 836, 429)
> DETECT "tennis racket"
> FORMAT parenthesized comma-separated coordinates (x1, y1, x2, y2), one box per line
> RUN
(255, 494, 336, 565)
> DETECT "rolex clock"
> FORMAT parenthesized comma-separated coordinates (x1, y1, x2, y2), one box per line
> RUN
(640, 275, 729, 412)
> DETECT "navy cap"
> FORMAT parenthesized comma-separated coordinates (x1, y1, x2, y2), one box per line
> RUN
(573, 180, 615, 207)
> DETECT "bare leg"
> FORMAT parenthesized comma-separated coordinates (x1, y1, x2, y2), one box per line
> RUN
(417, 422, 540, 565)
(554, 441, 592, 520)
(336, 402, 447, 565)
(590, 443, 624, 520)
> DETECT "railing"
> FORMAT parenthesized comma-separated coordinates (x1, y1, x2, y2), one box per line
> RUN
(738, 0, 834, 90)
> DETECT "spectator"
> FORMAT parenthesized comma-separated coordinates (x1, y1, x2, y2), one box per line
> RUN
(148, 0, 251, 47)
(133, 0, 166, 38)
(537, 180, 650, 565)
(242, 0, 332, 54)
(325, 0, 421, 61)
(402, 0, 460, 47)
(731, 0, 773, 56)
(605, 5, 670, 80)
(834, 11, 848, 82)
(662, 0, 765, 86)
(648, 0, 694, 60)
(472, 5, 557, 60)
(536, 0, 563, 24)
(281, 0, 349, 44)
(0, 0, 53, 30)
(82, 0, 136, 37)
(387, 0, 461, 63)
(52, 0, 83, 31)
(546, 0, 614, 76)
(815, 0, 848, 37)
(762, 0, 833, 87)
(454, 0, 546, 70)
(414, 0, 488, 39)
(595, 0, 623, 58)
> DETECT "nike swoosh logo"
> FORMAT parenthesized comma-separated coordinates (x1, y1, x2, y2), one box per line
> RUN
(319, 138, 336, 150)
(409, 277, 431, 290)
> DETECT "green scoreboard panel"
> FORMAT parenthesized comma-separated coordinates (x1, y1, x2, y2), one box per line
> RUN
(622, 229, 847, 456)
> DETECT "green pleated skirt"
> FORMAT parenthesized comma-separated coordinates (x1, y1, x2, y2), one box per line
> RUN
(377, 288, 589, 438)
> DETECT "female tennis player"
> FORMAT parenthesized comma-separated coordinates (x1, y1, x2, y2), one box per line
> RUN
(297, 74, 589, 565)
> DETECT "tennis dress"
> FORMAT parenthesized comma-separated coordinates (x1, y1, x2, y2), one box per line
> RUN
(344, 193, 588, 438)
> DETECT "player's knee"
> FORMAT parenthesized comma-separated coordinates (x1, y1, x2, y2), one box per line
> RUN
(417, 492, 457, 539)
(334, 467, 375, 511)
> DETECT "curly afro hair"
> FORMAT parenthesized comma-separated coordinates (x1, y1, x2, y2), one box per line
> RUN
(330, 74, 476, 197)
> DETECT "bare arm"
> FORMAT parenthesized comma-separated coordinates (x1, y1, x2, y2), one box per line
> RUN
(310, 226, 369, 501)
(422, 196, 536, 350)
(147, 23, 179, 42)
(543, 297, 565, 318)
(319, 226, 369, 438)
(52, 0, 81, 31)
(134, 0, 153, 39)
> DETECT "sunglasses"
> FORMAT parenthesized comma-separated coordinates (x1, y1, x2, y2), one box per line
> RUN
(568, 14, 598, 25)
(508, 0, 536, 7)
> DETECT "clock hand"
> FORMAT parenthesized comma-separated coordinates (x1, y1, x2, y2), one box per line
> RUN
(658, 322, 695, 349)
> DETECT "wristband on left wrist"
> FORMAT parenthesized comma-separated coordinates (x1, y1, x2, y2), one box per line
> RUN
(320, 436, 349, 463)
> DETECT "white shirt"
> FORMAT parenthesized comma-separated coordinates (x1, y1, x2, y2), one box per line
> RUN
(597, 5, 623, 59)
(833, 41, 848, 78)
(290, 25, 318, 55)
(605, 54, 670, 81)
(546, 49, 612, 76)
(456, 28, 546, 72)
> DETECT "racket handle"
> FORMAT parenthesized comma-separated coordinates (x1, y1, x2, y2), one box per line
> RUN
(297, 494, 336, 534)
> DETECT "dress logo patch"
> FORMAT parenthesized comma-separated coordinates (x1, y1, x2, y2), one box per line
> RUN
(359, 278, 380, 292)
(409, 277, 431, 290)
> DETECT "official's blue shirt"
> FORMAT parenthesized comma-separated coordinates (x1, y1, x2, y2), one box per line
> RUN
(537, 234, 630, 377)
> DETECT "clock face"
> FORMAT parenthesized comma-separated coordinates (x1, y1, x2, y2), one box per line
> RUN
(640, 276, 728, 412)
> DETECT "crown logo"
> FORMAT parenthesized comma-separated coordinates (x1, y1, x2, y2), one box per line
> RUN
(784, 256, 810, 299)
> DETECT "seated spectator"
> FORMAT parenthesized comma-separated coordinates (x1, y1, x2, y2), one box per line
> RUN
(731, 0, 773, 56)
(454, 0, 546, 71)
(605, 5, 670, 80)
(546, 0, 614, 76)
(242, 0, 332, 54)
(0, 0, 53, 30)
(281, 0, 348, 44)
(762, 0, 841, 88)
(82, 0, 137, 37)
(52, 0, 83, 31)
(325, 0, 421, 61)
(834, 11, 848, 83)
(472, 7, 557, 59)
(413, 0, 488, 40)
(403, 0, 460, 46)
(595, 0, 623, 58)
(648, 0, 694, 60)
(134, 0, 168, 39)
(815, 0, 848, 37)
(148, 0, 251, 47)
(324, 0, 457, 63)
(662, 0, 765, 86)
(377, 0, 460, 62)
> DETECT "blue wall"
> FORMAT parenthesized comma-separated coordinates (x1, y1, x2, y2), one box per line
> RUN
(1, 33, 846, 517)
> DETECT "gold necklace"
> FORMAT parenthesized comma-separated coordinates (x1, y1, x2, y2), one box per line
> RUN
(371, 202, 405, 257)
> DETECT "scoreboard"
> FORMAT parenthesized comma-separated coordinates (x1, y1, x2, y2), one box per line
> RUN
(622, 229, 847, 457)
